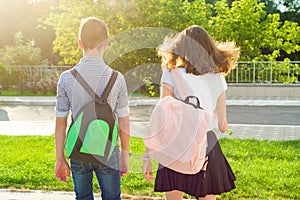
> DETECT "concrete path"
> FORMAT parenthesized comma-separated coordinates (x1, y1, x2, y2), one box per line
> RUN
(1, 121, 299, 140)
(0, 189, 78, 200)
(0, 189, 164, 200)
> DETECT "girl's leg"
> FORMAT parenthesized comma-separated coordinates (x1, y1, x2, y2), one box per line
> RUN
(198, 195, 216, 200)
(165, 190, 184, 200)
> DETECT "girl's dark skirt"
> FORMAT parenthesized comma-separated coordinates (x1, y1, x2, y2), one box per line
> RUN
(154, 131, 236, 198)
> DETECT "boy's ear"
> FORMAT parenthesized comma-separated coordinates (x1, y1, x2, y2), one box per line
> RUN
(103, 39, 109, 49)
(78, 39, 84, 49)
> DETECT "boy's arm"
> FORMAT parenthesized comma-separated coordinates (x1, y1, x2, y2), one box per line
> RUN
(54, 117, 70, 182)
(118, 116, 130, 152)
(118, 116, 130, 177)
(114, 73, 130, 177)
(54, 72, 71, 182)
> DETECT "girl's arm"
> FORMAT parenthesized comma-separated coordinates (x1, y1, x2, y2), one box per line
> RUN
(143, 82, 174, 182)
(161, 82, 174, 98)
(215, 91, 228, 133)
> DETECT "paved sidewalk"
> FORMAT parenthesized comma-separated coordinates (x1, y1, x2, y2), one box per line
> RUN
(0, 189, 77, 200)
(1, 121, 299, 140)
(2, 95, 300, 106)
(0, 189, 166, 200)
(131, 122, 300, 140)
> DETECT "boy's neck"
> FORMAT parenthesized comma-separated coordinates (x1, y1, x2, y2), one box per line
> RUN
(83, 48, 105, 57)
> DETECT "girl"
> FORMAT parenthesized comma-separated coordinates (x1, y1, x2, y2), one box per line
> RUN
(143, 25, 240, 200)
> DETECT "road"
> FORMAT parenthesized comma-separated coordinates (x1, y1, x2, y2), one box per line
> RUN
(0, 104, 299, 125)
(226, 105, 300, 125)
(130, 105, 300, 125)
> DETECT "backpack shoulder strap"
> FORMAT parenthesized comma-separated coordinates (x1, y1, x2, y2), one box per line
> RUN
(71, 69, 118, 102)
(101, 71, 118, 101)
(71, 68, 101, 100)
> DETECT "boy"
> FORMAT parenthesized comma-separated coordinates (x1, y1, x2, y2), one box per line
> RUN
(54, 17, 130, 200)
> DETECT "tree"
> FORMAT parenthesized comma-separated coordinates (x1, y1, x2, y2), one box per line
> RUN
(45, 0, 299, 65)
(44, 0, 112, 65)
(45, 0, 212, 66)
(0, 0, 59, 64)
(257, 0, 300, 24)
(258, 0, 280, 14)
(0, 31, 47, 66)
(209, 0, 300, 61)
(278, 0, 300, 23)
(0, 62, 9, 89)
(0, 31, 52, 93)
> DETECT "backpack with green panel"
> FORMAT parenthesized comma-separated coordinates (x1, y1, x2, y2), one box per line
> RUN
(65, 69, 118, 164)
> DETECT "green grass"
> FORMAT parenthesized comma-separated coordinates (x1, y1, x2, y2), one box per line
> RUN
(0, 89, 155, 97)
(218, 139, 300, 199)
(0, 89, 55, 96)
(0, 135, 299, 199)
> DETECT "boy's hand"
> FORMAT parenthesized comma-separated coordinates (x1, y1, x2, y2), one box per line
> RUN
(120, 150, 129, 177)
(55, 159, 70, 183)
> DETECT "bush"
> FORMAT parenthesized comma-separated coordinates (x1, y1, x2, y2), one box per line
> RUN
(0, 62, 9, 89)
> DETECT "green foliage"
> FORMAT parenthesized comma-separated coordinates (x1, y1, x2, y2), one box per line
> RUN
(143, 77, 157, 97)
(258, 0, 281, 14)
(209, 0, 300, 61)
(45, 0, 212, 66)
(277, 0, 300, 23)
(45, 12, 82, 65)
(226, 61, 299, 84)
(130, 0, 211, 30)
(45, 0, 300, 65)
(0, 31, 47, 66)
(44, 0, 113, 65)
(0, 0, 59, 63)
(272, 59, 300, 84)
(0, 62, 9, 89)
(42, 0, 300, 91)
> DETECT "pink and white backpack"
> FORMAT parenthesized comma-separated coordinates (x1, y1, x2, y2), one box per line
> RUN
(144, 91, 210, 174)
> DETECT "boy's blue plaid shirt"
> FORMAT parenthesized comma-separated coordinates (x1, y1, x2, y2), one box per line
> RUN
(55, 56, 129, 119)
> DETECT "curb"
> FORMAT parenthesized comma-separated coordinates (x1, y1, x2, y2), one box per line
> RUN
(0, 189, 166, 200)
(0, 96, 56, 105)
(1, 96, 300, 106)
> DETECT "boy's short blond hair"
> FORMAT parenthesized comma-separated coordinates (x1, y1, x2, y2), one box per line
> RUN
(79, 17, 108, 50)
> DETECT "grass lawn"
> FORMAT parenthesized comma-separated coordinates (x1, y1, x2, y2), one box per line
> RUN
(0, 89, 55, 96)
(0, 135, 299, 199)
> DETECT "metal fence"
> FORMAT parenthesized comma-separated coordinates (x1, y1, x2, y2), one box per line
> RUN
(2, 66, 71, 92)
(5, 61, 300, 85)
(6, 66, 71, 80)
(226, 61, 300, 84)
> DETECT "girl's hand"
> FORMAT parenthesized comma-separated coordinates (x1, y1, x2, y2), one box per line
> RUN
(142, 156, 154, 182)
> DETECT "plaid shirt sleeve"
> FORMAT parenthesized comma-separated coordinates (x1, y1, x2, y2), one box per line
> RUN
(115, 73, 130, 117)
(55, 72, 70, 118)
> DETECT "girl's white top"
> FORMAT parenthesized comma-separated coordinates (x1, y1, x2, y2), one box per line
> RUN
(161, 68, 227, 130)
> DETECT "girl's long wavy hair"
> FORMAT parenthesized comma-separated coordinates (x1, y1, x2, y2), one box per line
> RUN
(157, 25, 240, 76)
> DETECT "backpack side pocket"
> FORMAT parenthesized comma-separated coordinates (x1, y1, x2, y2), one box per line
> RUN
(65, 112, 84, 157)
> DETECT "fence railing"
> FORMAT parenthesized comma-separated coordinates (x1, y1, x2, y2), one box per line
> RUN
(6, 65, 71, 80)
(4, 61, 300, 85)
(226, 61, 300, 84)
(2, 66, 71, 93)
